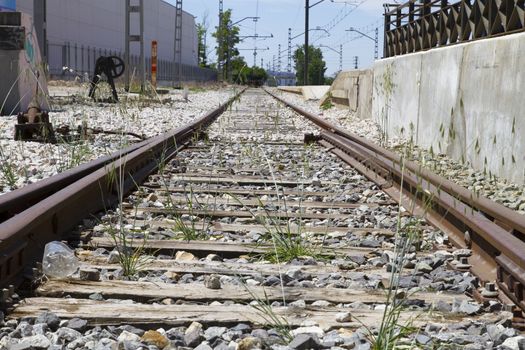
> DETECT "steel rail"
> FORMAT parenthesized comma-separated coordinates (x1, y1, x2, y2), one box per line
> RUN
(0, 89, 245, 289)
(266, 88, 525, 314)
(0, 139, 150, 223)
(266, 89, 525, 237)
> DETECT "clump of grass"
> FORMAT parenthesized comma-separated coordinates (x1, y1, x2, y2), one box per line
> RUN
(229, 194, 319, 263)
(104, 165, 151, 277)
(367, 146, 429, 349)
(0, 144, 19, 188)
(156, 150, 209, 241)
(107, 224, 151, 277)
(368, 219, 420, 349)
(242, 281, 293, 343)
(320, 93, 334, 110)
(55, 139, 93, 172)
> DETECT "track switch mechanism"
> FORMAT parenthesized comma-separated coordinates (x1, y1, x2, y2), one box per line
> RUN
(14, 103, 56, 143)
(88, 56, 125, 102)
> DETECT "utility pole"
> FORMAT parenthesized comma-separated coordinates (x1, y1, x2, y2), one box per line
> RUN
(287, 28, 292, 72)
(346, 26, 379, 60)
(320, 44, 342, 72)
(228, 17, 261, 79)
(125, 0, 145, 92)
(218, 0, 223, 80)
(304, 0, 309, 85)
(304, 0, 328, 85)
(374, 27, 379, 60)
(340, 44, 343, 72)
(278, 44, 281, 72)
(174, 0, 183, 87)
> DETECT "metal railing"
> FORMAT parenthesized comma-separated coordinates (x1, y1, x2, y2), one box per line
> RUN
(383, 0, 525, 57)
(47, 42, 217, 83)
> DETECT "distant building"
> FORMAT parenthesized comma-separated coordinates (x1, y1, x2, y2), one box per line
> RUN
(15, 0, 215, 81)
(266, 70, 296, 86)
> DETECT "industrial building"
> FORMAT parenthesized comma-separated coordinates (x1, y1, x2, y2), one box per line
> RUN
(15, 0, 215, 82)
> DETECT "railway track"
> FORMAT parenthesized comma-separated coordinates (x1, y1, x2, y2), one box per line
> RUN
(0, 88, 524, 349)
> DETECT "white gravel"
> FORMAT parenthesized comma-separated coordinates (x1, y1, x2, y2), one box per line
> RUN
(270, 88, 525, 214)
(0, 84, 234, 194)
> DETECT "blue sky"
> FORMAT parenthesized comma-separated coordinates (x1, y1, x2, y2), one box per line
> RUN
(169, 0, 385, 76)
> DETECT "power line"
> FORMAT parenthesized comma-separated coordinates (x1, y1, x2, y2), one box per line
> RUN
(310, 0, 371, 43)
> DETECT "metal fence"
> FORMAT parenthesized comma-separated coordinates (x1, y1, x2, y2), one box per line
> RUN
(383, 0, 525, 57)
(47, 42, 217, 83)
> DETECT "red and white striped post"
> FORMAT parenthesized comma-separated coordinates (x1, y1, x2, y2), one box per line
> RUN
(151, 40, 158, 89)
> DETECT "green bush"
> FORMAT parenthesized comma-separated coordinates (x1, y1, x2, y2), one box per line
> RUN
(234, 66, 268, 86)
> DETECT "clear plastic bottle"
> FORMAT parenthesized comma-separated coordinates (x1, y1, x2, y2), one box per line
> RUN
(42, 241, 79, 278)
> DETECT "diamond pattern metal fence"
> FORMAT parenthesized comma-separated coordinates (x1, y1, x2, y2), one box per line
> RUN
(383, 0, 525, 57)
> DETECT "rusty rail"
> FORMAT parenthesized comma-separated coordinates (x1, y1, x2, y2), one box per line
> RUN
(266, 88, 525, 314)
(0, 89, 245, 288)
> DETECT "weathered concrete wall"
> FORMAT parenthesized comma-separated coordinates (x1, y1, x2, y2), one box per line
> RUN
(0, 12, 48, 115)
(277, 85, 330, 100)
(373, 33, 525, 184)
(325, 69, 373, 119)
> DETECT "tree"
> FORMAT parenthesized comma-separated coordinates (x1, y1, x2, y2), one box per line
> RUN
(197, 13, 209, 67)
(293, 45, 327, 85)
(244, 66, 268, 86)
(212, 9, 240, 80)
(230, 56, 248, 83)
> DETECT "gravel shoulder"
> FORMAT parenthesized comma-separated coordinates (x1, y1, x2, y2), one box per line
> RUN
(0, 84, 234, 194)
(269, 88, 525, 215)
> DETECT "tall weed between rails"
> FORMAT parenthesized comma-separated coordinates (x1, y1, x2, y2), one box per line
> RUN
(156, 144, 209, 241)
(228, 193, 319, 263)
(103, 141, 151, 277)
(171, 187, 210, 241)
(366, 143, 433, 349)
(240, 279, 293, 343)
(228, 143, 322, 263)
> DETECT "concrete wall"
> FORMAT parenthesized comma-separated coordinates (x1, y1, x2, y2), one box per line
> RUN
(328, 69, 373, 119)
(0, 12, 48, 115)
(373, 33, 525, 184)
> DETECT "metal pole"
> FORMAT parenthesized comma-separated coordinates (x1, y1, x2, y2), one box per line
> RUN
(33, 0, 47, 64)
(218, 0, 223, 79)
(227, 34, 231, 81)
(174, 0, 183, 86)
(304, 0, 309, 85)
(287, 28, 292, 73)
(139, 0, 144, 91)
(278, 44, 281, 72)
(374, 27, 379, 59)
(339, 44, 342, 71)
(125, 0, 130, 90)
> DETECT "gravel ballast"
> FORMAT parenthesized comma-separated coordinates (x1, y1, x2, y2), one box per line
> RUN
(270, 88, 525, 215)
(0, 84, 234, 194)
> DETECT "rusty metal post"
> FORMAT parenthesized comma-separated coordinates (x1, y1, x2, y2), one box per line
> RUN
(383, 6, 390, 57)
(151, 40, 158, 90)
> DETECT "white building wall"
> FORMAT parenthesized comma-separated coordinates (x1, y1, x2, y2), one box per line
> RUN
(16, 0, 198, 75)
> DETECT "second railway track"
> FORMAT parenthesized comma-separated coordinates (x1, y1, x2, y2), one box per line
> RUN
(0, 88, 524, 349)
